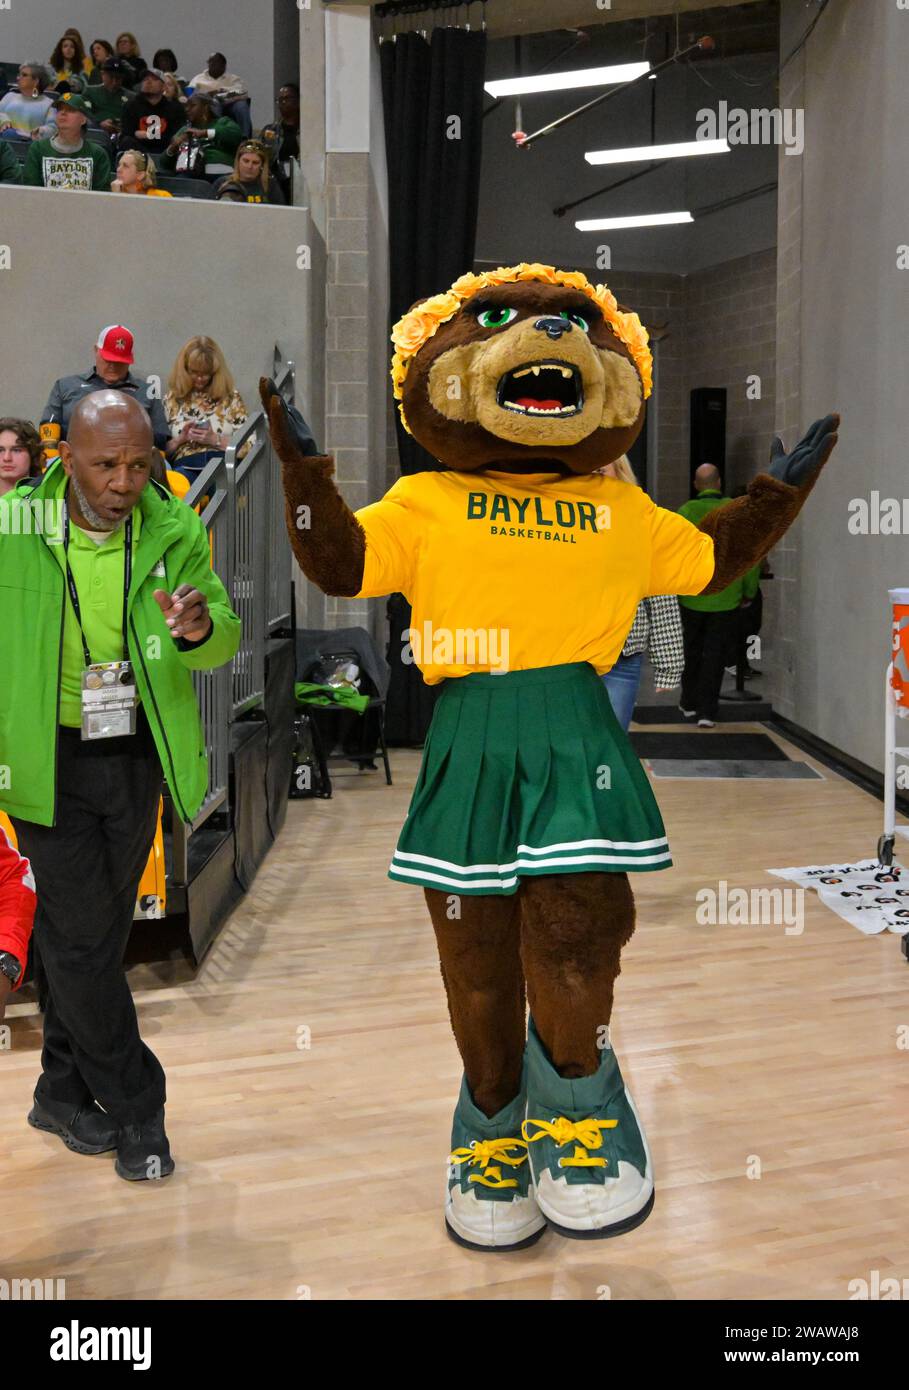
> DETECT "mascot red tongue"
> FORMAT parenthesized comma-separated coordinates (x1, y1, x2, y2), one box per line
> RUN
(261, 261, 838, 1251)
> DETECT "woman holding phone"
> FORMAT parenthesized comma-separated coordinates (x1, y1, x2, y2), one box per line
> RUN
(163, 336, 249, 485)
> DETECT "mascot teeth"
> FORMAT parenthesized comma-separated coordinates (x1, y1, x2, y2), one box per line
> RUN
(498, 360, 583, 417)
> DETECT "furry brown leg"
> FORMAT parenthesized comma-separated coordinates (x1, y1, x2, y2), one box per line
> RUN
(424, 888, 526, 1118)
(519, 873, 636, 1078)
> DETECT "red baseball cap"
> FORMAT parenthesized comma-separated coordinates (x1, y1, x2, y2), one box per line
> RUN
(95, 324, 135, 365)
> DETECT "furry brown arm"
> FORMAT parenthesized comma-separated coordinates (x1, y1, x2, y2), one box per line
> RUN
(697, 414, 838, 593)
(698, 473, 802, 593)
(261, 380, 366, 598)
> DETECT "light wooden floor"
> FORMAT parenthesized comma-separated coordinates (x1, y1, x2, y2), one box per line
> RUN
(3, 722, 908, 1301)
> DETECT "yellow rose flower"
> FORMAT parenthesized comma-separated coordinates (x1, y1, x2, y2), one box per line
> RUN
(421, 290, 461, 320)
(390, 354, 408, 397)
(450, 271, 485, 298)
(391, 320, 428, 354)
(557, 270, 591, 292)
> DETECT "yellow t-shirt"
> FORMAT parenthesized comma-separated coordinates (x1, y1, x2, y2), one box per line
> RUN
(355, 470, 715, 684)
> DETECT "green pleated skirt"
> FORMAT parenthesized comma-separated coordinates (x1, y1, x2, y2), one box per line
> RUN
(389, 662, 671, 896)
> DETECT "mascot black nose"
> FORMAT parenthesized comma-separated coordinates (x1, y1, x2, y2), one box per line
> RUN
(534, 316, 572, 340)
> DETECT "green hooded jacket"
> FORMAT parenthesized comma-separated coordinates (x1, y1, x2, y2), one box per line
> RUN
(0, 460, 241, 827)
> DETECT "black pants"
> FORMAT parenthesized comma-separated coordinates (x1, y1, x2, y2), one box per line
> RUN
(11, 710, 165, 1125)
(680, 607, 741, 720)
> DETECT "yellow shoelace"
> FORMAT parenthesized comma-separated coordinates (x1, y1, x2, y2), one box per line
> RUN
(449, 1137, 529, 1189)
(522, 1116, 618, 1168)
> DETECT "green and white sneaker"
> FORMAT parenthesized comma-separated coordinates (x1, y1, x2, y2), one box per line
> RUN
(446, 1073, 546, 1252)
(522, 1018, 654, 1239)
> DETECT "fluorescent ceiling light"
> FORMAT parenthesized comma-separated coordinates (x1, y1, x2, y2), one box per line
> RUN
(575, 211, 694, 230)
(485, 63, 651, 99)
(585, 138, 730, 166)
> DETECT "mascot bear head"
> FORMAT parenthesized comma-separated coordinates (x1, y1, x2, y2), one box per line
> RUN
(390, 263, 653, 475)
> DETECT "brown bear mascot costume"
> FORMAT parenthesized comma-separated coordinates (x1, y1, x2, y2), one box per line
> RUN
(261, 263, 838, 1252)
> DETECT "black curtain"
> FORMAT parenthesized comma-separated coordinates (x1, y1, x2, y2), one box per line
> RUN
(380, 26, 487, 743)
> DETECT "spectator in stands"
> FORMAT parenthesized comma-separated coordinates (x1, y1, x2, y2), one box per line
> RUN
(160, 94, 242, 179)
(161, 73, 186, 107)
(262, 82, 300, 161)
(153, 49, 185, 88)
(49, 33, 92, 93)
(85, 58, 131, 134)
(23, 93, 111, 191)
(121, 70, 185, 157)
(86, 40, 115, 83)
(215, 139, 285, 205)
(0, 64, 56, 140)
(0, 139, 20, 184)
(115, 32, 148, 88)
(0, 419, 42, 496)
(111, 149, 172, 198)
(260, 83, 300, 199)
(0, 390, 241, 1181)
(41, 325, 170, 453)
(164, 336, 249, 483)
(187, 52, 251, 135)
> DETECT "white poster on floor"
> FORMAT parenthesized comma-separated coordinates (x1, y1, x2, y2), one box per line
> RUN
(768, 859, 909, 934)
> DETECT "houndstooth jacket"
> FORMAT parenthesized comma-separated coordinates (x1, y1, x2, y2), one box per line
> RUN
(620, 594, 684, 688)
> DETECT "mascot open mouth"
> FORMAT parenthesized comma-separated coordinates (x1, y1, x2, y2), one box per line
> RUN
(496, 361, 583, 417)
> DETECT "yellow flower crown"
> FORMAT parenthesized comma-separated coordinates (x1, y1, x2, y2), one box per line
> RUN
(389, 262, 653, 434)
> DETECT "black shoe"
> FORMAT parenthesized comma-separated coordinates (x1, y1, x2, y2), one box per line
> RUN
(28, 1094, 119, 1155)
(115, 1109, 175, 1182)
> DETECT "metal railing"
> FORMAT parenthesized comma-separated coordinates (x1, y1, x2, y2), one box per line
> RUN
(170, 352, 295, 885)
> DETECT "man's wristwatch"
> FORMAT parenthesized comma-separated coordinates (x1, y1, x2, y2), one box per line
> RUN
(0, 952, 22, 986)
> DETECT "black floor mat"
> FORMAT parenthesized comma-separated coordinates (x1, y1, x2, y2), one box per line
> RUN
(632, 700, 772, 724)
(629, 731, 788, 761)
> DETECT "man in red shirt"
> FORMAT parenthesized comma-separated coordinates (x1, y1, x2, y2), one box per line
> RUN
(0, 823, 35, 1022)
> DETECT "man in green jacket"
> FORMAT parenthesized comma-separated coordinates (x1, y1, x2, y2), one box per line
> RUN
(22, 92, 111, 191)
(85, 57, 132, 133)
(159, 93, 242, 177)
(0, 391, 240, 1181)
(677, 464, 760, 727)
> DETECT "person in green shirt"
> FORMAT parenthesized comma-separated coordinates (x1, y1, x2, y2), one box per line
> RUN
(0, 390, 240, 1182)
(22, 92, 111, 191)
(0, 138, 21, 185)
(677, 464, 761, 726)
(84, 57, 131, 133)
(158, 93, 242, 177)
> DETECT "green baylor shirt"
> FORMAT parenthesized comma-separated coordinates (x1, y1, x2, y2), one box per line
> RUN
(23, 136, 112, 191)
(52, 512, 143, 727)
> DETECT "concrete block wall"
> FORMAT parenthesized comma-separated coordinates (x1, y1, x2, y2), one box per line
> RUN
(606, 270, 688, 509)
(763, 13, 806, 721)
(684, 247, 779, 497)
(323, 150, 372, 631)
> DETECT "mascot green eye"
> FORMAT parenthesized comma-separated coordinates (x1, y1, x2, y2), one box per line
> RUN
(559, 311, 590, 332)
(477, 307, 518, 329)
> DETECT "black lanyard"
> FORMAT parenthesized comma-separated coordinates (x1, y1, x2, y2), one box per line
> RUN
(62, 499, 133, 667)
